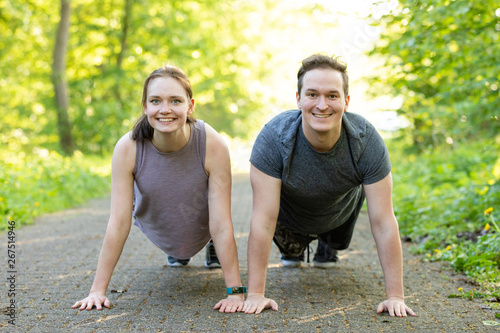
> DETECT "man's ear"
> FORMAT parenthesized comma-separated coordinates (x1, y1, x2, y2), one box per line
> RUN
(344, 95, 350, 112)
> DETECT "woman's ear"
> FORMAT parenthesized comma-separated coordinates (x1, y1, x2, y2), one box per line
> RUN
(188, 98, 195, 115)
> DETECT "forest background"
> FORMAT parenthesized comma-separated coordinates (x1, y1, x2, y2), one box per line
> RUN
(1, 0, 499, 298)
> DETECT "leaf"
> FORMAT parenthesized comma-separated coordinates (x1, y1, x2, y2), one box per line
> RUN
(482, 321, 500, 326)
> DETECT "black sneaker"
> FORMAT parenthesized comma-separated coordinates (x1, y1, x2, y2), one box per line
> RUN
(280, 253, 304, 267)
(313, 239, 338, 268)
(205, 240, 221, 268)
(167, 256, 191, 267)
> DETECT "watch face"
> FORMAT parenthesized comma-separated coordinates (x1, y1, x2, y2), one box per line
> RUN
(228, 286, 247, 294)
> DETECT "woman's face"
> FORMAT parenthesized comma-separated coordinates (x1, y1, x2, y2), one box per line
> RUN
(144, 77, 194, 134)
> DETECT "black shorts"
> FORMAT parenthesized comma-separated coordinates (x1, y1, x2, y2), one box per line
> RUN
(273, 190, 365, 256)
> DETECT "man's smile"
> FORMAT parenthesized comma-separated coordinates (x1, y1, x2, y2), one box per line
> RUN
(312, 113, 332, 118)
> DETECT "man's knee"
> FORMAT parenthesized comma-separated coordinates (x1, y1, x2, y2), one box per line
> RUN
(273, 222, 311, 256)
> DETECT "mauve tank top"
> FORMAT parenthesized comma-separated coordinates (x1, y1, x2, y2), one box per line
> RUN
(133, 120, 210, 259)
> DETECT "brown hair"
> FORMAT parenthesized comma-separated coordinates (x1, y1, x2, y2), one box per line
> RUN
(132, 65, 196, 140)
(297, 54, 349, 98)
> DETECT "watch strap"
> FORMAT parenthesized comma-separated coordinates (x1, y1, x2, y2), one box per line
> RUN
(227, 286, 247, 294)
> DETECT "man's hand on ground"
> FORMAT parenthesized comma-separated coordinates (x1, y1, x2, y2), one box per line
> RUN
(242, 293, 278, 314)
(377, 297, 416, 317)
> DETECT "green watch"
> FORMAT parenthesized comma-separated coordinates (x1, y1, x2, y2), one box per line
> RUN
(227, 286, 247, 294)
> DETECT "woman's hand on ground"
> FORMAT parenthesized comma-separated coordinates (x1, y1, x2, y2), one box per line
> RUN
(213, 294, 245, 313)
(72, 292, 110, 311)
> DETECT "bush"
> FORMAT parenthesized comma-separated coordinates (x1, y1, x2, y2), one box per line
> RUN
(389, 137, 500, 289)
(0, 149, 110, 230)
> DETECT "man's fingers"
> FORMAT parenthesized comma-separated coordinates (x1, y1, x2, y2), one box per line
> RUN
(245, 304, 258, 314)
(242, 298, 279, 314)
(377, 300, 415, 317)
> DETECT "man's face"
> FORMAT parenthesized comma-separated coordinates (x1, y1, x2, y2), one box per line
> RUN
(296, 68, 350, 137)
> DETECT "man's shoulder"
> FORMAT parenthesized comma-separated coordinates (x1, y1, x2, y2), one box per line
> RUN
(342, 112, 376, 139)
(261, 109, 301, 140)
(265, 109, 301, 129)
(253, 110, 301, 156)
(265, 110, 302, 147)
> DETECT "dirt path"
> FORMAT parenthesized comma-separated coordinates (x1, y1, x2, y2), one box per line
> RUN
(1, 174, 498, 332)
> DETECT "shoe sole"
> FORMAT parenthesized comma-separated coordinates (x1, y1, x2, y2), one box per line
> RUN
(168, 262, 188, 267)
(280, 260, 302, 268)
(313, 261, 336, 268)
(167, 257, 191, 267)
(205, 262, 221, 269)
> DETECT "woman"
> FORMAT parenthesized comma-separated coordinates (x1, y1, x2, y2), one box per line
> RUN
(72, 65, 245, 313)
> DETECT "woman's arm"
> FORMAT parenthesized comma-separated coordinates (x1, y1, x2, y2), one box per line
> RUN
(203, 123, 244, 313)
(72, 133, 136, 310)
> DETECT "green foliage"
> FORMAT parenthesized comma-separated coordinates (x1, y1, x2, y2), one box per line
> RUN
(389, 137, 500, 288)
(0, 150, 110, 230)
(448, 288, 500, 300)
(1, 0, 274, 154)
(369, 0, 500, 291)
(368, 0, 500, 148)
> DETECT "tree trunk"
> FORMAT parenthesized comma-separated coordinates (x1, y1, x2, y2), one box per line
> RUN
(51, 0, 75, 155)
(113, 0, 133, 107)
(116, 0, 132, 71)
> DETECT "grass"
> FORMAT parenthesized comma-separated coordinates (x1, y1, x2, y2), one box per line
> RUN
(0, 148, 111, 230)
(388, 136, 500, 294)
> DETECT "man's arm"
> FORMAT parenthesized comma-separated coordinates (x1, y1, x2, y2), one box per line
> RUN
(363, 172, 416, 317)
(242, 164, 281, 314)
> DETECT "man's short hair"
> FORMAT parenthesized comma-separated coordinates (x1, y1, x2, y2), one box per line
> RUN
(297, 54, 349, 98)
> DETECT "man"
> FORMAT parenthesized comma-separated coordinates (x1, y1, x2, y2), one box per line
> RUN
(241, 54, 416, 317)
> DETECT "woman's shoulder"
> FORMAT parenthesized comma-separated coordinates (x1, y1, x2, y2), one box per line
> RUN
(202, 122, 230, 174)
(112, 132, 137, 171)
(114, 131, 137, 151)
(202, 122, 227, 150)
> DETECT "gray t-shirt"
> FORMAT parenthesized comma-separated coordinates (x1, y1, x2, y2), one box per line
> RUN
(250, 110, 391, 235)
